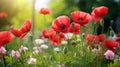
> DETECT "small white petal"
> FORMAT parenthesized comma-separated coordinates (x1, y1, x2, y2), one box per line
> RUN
(61, 41, 68, 44)
(54, 47, 61, 52)
(19, 46, 28, 52)
(28, 58, 36, 64)
(40, 44, 48, 49)
(64, 33, 73, 39)
(35, 39, 44, 45)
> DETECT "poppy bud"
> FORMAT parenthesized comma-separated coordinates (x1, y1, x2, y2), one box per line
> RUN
(63, 47, 68, 54)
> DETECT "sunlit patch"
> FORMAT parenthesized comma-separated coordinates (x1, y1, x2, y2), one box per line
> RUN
(35, 0, 50, 11)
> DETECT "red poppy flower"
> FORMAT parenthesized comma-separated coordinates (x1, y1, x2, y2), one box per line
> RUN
(58, 32, 66, 40)
(39, 8, 51, 15)
(20, 20, 32, 33)
(11, 26, 22, 37)
(50, 32, 66, 46)
(0, 31, 14, 48)
(51, 16, 70, 33)
(71, 11, 92, 28)
(68, 23, 80, 34)
(42, 29, 56, 38)
(0, 12, 7, 18)
(11, 20, 32, 39)
(98, 34, 106, 42)
(86, 34, 98, 48)
(116, 33, 120, 41)
(42, 29, 66, 46)
(91, 6, 108, 22)
(116, 37, 120, 42)
(50, 34, 61, 46)
(105, 40, 118, 51)
(117, 33, 120, 37)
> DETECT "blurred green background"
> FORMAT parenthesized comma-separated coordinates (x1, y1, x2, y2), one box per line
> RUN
(0, 0, 120, 50)
(0, 0, 120, 34)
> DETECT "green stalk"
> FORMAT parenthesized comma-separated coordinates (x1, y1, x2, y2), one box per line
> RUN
(101, 19, 104, 33)
(1, 55, 6, 67)
(44, 15, 47, 25)
(93, 22, 96, 34)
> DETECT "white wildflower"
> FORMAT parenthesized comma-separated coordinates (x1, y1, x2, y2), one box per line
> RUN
(64, 33, 73, 39)
(33, 50, 39, 54)
(19, 46, 28, 52)
(35, 39, 44, 45)
(54, 47, 61, 52)
(40, 44, 48, 49)
(28, 57, 36, 64)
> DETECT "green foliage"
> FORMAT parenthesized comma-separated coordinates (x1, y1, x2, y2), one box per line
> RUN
(4, 50, 32, 67)
(108, 60, 120, 67)
(49, 0, 79, 18)
(1, 33, 107, 67)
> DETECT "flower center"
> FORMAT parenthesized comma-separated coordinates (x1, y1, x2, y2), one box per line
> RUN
(77, 18, 84, 21)
(60, 24, 65, 30)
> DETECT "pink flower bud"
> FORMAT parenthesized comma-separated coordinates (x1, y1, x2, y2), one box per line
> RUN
(11, 50, 20, 58)
(28, 58, 36, 64)
(0, 47, 6, 55)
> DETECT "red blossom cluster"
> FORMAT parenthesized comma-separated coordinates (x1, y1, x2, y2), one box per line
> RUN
(86, 34, 119, 52)
(0, 20, 32, 48)
(42, 15, 80, 45)
(41, 6, 109, 46)
(39, 6, 120, 61)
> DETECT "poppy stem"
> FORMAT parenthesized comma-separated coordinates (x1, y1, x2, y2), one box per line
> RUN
(1, 55, 6, 67)
(93, 22, 97, 35)
(101, 19, 104, 33)
(44, 15, 47, 24)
